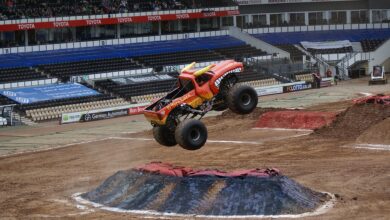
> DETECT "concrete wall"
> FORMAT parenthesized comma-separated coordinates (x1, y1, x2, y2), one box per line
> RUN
(239, 1, 369, 14)
(228, 26, 290, 58)
(368, 39, 390, 74)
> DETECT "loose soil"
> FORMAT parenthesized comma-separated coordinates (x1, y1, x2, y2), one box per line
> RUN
(0, 101, 389, 219)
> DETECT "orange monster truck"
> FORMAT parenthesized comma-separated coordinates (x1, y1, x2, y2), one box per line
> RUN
(143, 60, 258, 150)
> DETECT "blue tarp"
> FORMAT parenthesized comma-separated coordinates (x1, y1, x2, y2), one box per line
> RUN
(0, 83, 100, 104)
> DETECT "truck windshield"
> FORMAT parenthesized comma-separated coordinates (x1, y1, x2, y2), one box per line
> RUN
(179, 78, 194, 93)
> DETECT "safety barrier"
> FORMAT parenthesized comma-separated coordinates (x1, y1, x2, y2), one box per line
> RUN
(0, 78, 58, 90)
(245, 23, 390, 35)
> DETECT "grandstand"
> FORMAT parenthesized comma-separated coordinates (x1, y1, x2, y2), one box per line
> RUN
(0, 0, 389, 124)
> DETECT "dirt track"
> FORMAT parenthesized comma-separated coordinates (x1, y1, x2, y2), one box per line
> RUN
(0, 78, 389, 219)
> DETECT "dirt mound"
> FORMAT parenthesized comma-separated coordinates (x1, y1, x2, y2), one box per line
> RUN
(357, 118, 390, 144)
(81, 163, 330, 216)
(314, 104, 390, 140)
(255, 111, 337, 130)
(217, 107, 285, 120)
(203, 107, 285, 136)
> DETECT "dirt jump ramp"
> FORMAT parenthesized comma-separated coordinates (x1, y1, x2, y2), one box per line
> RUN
(80, 162, 331, 217)
(255, 111, 337, 130)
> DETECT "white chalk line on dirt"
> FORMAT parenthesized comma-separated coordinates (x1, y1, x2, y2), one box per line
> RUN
(358, 92, 373, 97)
(0, 137, 112, 159)
(354, 144, 390, 151)
(111, 137, 263, 145)
(0, 132, 312, 159)
(252, 127, 313, 132)
(72, 192, 336, 219)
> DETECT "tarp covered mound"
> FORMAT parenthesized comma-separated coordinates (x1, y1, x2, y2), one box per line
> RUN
(256, 111, 337, 130)
(82, 162, 329, 216)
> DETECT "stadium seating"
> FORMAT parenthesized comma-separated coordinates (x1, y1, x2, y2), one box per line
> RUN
(215, 45, 268, 59)
(95, 78, 176, 101)
(255, 29, 390, 45)
(0, 0, 236, 20)
(135, 50, 224, 67)
(360, 39, 387, 52)
(0, 36, 246, 69)
(294, 72, 314, 82)
(237, 70, 273, 83)
(275, 44, 305, 62)
(0, 67, 47, 83)
(18, 94, 115, 111)
(0, 95, 17, 105)
(307, 46, 353, 54)
(38, 57, 142, 79)
(26, 98, 129, 122)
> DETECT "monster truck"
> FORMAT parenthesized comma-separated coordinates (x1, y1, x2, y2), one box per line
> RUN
(143, 60, 258, 150)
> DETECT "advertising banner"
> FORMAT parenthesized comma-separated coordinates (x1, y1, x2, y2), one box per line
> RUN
(0, 83, 100, 104)
(81, 109, 129, 122)
(128, 106, 147, 115)
(255, 86, 283, 96)
(283, 83, 312, 93)
(0, 10, 239, 32)
(61, 103, 149, 124)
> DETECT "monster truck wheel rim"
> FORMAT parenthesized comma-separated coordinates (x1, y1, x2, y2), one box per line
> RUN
(241, 94, 252, 106)
(190, 128, 201, 141)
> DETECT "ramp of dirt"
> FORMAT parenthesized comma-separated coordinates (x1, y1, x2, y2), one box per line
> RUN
(357, 118, 390, 144)
(81, 163, 330, 217)
(314, 104, 390, 140)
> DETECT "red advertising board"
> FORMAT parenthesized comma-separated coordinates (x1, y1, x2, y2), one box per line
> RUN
(0, 10, 239, 31)
(128, 106, 147, 115)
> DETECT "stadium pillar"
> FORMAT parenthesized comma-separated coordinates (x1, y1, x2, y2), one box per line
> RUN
(266, 14, 270, 26)
(117, 24, 121, 39)
(71, 28, 76, 42)
(369, 10, 373, 23)
(304, 12, 309, 25)
(346, 10, 351, 24)
(24, 30, 28, 46)
(158, 21, 162, 35)
(196, 19, 200, 32)
(233, 16, 237, 27)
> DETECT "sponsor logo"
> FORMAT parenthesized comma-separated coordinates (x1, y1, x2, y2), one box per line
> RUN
(86, 20, 102, 25)
(63, 115, 69, 122)
(166, 92, 193, 111)
(227, 10, 240, 15)
(18, 23, 35, 30)
(203, 12, 216, 17)
(118, 17, 133, 23)
(15, 97, 30, 104)
(2, 91, 16, 96)
(128, 106, 146, 115)
(53, 21, 69, 28)
(255, 86, 283, 96)
(214, 68, 242, 88)
(82, 109, 128, 122)
(176, 14, 190, 19)
(148, 15, 161, 21)
(284, 83, 312, 92)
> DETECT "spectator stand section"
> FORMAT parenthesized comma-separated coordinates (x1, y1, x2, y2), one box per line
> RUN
(0, 83, 129, 122)
(0, 0, 236, 20)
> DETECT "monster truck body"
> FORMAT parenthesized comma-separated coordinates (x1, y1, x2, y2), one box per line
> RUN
(144, 60, 258, 150)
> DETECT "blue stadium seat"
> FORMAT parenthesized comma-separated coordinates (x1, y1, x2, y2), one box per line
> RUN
(254, 29, 390, 45)
(0, 36, 245, 69)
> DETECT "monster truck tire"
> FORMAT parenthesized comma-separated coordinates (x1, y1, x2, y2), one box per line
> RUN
(175, 119, 208, 150)
(153, 126, 177, 147)
(227, 84, 258, 114)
